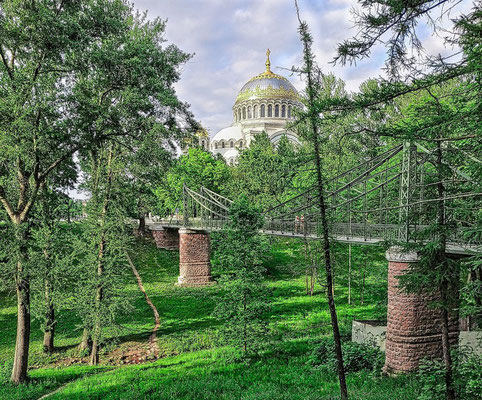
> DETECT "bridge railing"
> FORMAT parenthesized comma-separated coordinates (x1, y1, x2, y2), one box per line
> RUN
(176, 141, 481, 254)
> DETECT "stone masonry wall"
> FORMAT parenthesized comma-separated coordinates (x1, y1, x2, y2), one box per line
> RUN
(151, 227, 179, 250)
(177, 228, 214, 287)
(384, 248, 458, 374)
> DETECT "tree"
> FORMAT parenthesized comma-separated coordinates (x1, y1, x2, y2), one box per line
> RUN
(70, 12, 196, 364)
(0, 0, 196, 381)
(329, 2, 481, 399)
(156, 147, 231, 214)
(231, 133, 308, 209)
(294, 2, 349, 398)
(213, 195, 271, 356)
(122, 131, 176, 235)
(29, 187, 76, 354)
(0, 0, 134, 383)
(74, 144, 134, 365)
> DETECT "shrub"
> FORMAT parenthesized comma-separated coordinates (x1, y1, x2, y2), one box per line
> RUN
(307, 338, 384, 374)
(417, 353, 482, 400)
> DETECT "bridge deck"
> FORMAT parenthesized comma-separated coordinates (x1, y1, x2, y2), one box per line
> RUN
(147, 221, 480, 256)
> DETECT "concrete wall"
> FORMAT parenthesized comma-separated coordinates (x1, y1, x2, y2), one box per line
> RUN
(353, 321, 482, 357)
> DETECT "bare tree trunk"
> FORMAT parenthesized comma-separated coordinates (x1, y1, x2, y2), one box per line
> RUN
(90, 147, 114, 366)
(304, 239, 310, 295)
(43, 279, 55, 354)
(11, 225, 30, 384)
(138, 214, 146, 236)
(311, 266, 315, 296)
(80, 327, 91, 352)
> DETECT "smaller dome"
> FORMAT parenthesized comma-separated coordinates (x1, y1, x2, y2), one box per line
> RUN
(212, 125, 242, 142)
(223, 149, 238, 159)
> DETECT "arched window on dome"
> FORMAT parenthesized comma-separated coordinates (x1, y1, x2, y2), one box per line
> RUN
(288, 105, 292, 118)
(215, 142, 218, 149)
(238, 109, 241, 121)
(248, 106, 252, 119)
(253, 105, 258, 119)
(268, 104, 272, 117)
(201, 140, 205, 149)
(239, 140, 243, 149)
(242, 107, 246, 120)
(230, 141, 234, 148)
(260, 104, 265, 117)
(281, 105, 286, 117)
(275, 105, 279, 117)
(221, 141, 225, 149)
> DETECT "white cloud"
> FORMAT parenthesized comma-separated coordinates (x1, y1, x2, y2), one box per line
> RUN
(132, 0, 469, 136)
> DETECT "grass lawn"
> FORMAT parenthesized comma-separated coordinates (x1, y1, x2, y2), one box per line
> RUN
(0, 236, 419, 399)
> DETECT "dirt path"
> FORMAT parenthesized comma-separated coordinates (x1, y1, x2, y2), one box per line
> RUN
(126, 252, 160, 358)
(38, 383, 69, 400)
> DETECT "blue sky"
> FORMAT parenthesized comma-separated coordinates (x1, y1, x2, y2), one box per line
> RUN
(132, 0, 471, 136)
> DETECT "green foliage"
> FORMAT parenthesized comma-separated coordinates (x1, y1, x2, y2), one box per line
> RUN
(156, 148, 231, 213)
(0, 358, 13, 385)
(214, 196, 271, 356)
(417, 354, 482, 400)
(230, 133, 310, 209)
(308, 337, 384, 374)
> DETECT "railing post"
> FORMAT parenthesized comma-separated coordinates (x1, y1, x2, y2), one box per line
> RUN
(398, 142, 417, 242)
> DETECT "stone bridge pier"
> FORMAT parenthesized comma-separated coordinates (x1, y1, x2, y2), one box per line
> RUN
(150, 226, 180, 250)
(384, 246, 458, 374)
(177, 228, 214, 287)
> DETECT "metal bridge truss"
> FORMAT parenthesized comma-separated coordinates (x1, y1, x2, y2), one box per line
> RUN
(162, 142, 481, 255)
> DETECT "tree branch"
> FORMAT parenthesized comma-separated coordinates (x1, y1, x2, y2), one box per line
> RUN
(0, 45, 14, 81)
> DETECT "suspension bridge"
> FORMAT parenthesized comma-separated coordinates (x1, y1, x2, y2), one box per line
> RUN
(155, 142, 482, 256)
(148, 141, 481, 374)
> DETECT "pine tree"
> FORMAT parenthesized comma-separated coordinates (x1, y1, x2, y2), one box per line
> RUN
(213, 196, 271, 357)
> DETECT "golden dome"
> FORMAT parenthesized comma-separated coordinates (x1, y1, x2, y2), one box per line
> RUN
(235, 49, 299, 105)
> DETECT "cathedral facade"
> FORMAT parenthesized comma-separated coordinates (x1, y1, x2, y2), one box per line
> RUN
(210, 50, 302, 164)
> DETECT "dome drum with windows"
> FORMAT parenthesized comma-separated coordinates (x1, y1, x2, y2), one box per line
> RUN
(211, 49, 302, 164)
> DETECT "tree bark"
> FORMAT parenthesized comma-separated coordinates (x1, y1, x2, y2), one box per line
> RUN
(90, 147, 114, 366)
(348, 244, 352, 305)
(138, 214, 146, 236)
(80, 327, 91, 352)
(11, 227, 30, 384)
(43, 279, 55, 354)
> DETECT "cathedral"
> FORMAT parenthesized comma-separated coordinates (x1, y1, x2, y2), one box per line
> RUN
(203, 50, 302, 165)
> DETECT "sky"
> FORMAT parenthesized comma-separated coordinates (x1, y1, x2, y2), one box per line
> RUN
(131, 0, 470, 137)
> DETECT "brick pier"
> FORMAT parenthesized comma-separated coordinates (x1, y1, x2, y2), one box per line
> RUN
(177, 228, 214, 287)
(150, 226, 180, 250)
(384, 246, 458, 374)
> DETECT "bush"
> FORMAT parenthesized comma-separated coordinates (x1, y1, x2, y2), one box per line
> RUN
(417, 353, 482, 400)
(307, 337, 384, 374)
